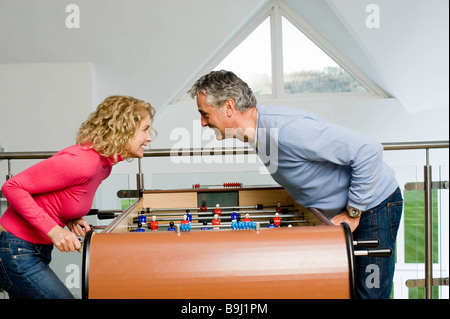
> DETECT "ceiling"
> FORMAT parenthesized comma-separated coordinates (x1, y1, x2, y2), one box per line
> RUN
(0, 0, 448, 113)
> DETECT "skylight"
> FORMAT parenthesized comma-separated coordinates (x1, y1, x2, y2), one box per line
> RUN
(281, 16, 367, 94)
(174, 0, 386, 103)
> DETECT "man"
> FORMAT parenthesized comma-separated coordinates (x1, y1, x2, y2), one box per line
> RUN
(188, 70, 403, 299)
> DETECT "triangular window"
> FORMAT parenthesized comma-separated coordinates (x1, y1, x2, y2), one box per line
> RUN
(174, 0, 386, 103)
(281, 16, 367, 94)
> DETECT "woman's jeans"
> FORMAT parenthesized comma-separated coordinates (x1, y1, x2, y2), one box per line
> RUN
(353, 187, 403, 299)
(0, 231, 74, 299)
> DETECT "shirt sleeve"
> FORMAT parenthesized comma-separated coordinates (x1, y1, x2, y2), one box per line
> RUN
(1, 151, 92, 235)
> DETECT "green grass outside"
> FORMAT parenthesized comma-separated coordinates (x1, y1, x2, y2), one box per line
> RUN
(403, 190, 439, 264)
(121, 199, 136, 210)
(403, 190, 440, 299)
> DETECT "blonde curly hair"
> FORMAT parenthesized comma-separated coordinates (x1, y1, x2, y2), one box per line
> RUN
(76, 95, 156, 162)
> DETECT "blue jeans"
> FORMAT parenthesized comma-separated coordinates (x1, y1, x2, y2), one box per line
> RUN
(0, 231, 74, 299)
(352, 187, 403, 299)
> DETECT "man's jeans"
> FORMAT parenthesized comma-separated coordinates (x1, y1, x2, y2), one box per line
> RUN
(0, 231, 74, 299)
(353, 187, 403, 299)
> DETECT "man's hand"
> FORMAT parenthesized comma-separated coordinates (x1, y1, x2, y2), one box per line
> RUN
(47, 225, 82, 252)
(330, 211, 361, 232)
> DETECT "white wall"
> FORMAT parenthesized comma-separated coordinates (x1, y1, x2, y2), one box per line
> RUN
(0, 63, 94, 152)
(0, 62, 95, 179)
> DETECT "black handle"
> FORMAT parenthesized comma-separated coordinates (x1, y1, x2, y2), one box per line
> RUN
(353, 238, 379, 247)
(355, 247, 392, 258)
(87, 209, 99, 215)
(97, 213, 117, 220)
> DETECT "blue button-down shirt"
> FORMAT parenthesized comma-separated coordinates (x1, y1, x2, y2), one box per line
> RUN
(252, 105, 398, 217)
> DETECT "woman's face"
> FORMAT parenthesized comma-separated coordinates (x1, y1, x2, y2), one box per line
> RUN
(122, 114, 152, 159)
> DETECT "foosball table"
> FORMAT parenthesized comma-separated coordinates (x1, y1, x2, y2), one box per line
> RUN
(82, 185, 391, 299)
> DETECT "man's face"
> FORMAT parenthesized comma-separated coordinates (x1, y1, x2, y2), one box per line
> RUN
(196, 92, 232, 140)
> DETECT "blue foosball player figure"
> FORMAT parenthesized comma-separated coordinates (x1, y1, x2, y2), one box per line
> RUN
(231, 209, 239, 222)
(267, 218, 277, 228)
(168, 221, 176, 231)
(185, 210, 192, 222)
(139, 212, 147, 224)
(201, 221, 210, 230)
(136, 222, 145, 232)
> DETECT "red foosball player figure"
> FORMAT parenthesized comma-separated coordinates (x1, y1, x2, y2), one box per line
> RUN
(181, 214, 189, 226)
(275, 201, 283, 214)
(214, 204, 222, 216)
(200, 202, 207, 212)
(212, 214, 220, 229)
(150, 215, 158, 231)
(273, 212, 281, 227)
(242, 213, 252, 223)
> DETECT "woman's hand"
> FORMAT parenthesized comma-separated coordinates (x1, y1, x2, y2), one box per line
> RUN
(47, 225, 82, 252)
(67, 218, 91, 237)
(330, 211, 361, 232)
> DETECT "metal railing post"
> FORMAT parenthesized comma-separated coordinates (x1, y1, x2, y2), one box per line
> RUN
(136, 158, 144, 198)
(424, 149, 433, 299)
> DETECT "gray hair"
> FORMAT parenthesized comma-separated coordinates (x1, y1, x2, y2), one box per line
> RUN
(188, 70, 257, 112)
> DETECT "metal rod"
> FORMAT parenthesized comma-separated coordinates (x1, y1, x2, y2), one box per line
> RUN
(406, 277, 449, 288)
(424, 149, 433, 299)
(6, 159, 12, 207)
(1, 141, 447, 160)
(140, 204, 265, 213)
(7, 159, 11, 179)
(382, 141, 449, 151)
(138, 209, 296, 217)
(0, 151, 56, 160)
(143, 147, 256, 158)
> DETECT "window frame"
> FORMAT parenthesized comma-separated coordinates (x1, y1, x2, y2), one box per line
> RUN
(172, 0, 389, 104)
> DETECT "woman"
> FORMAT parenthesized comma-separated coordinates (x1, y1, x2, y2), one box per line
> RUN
(0, 95, 155, 299)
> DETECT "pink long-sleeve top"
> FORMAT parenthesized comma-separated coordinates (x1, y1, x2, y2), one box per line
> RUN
(0, 144, 123, 245)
